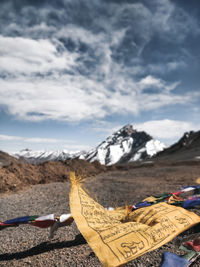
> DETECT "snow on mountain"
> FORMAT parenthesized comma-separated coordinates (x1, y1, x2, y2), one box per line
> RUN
(82, 124, 165, 165)
(129, 139, 165, 162)
(13, 149, 83, 164)
(12, 124, 165, 165)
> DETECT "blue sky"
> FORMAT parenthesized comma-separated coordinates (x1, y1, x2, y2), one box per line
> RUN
(0, 0, 200, 153)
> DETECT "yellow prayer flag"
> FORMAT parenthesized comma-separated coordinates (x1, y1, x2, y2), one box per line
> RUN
(69, 173, 200, 267)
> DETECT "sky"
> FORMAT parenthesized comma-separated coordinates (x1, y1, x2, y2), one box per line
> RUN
(0, 0, 200, 153)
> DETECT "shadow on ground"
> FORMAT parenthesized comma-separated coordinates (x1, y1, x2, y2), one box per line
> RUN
(0, 234, 86, 261)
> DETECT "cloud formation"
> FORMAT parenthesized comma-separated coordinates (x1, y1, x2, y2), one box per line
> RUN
(0, 36, 78, 74)
(135, 119, 200, 140)
(0, 70, 195, 121)
(0, 0, 200, 123)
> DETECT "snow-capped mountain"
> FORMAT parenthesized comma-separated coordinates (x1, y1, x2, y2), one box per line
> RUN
(13, 149, 84, 164)
(82, 124, 165, 165)
(13, 124, 165, 165)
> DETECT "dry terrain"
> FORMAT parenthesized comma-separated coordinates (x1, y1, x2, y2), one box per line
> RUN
(0, 158, 107, 193)
(1, 160, 200, 266)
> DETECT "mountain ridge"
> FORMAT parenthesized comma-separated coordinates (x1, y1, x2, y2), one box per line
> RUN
(12, 124, 165, 165)
(154, 130, 200, 161)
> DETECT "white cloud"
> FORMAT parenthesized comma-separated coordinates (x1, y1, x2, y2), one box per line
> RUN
(0, 73, 193, 122)
(139, 75, 180, 92)
(0, 36, 78, 74)
(135, 119, 200, 139)
(0, 134, 22, 141)
(0, 134, 67, 143)
(139, 75, 163, 88)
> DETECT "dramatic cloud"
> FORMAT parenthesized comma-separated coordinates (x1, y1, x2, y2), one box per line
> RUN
(0, 36, 78, 74)
(0, 72, 196, 122)
(0, 0, 200, 124)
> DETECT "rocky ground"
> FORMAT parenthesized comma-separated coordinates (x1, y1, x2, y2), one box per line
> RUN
(0, 158, 107, 193)
(1, 161, 200, 266)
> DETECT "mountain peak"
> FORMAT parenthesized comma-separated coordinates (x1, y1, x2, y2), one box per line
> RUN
(84, 124, 165, 165)
(116, 124, 135, 136)
(20, 148, 32, 152)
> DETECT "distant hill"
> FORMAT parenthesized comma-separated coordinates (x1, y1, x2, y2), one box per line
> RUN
(13, 148, 82, 164)
(0, 158, 107, 193)
(0, 150, 19, 166)
(155, 130, 200, 161)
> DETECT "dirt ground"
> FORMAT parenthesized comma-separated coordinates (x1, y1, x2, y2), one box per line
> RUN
(1, 161, 200, 266)
(0, 159, 107, 194)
